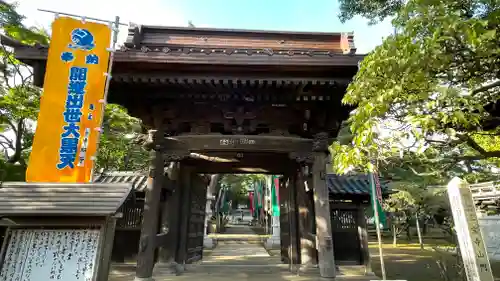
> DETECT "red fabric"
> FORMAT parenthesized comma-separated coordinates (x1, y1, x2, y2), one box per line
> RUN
(274, 177, 280, 202)
(249, 191, 254, 214)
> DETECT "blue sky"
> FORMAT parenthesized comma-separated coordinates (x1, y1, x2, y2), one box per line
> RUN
(18, 0, 394, 53)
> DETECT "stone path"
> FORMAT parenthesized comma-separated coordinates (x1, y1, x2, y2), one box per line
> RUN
(108, 224, 378, 281)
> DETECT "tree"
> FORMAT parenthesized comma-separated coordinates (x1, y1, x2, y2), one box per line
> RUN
(219, 174, 267, 208)
(331, 0, 500, 178)
(337, 0, 403, 24)
(95, 104, 149, 172)
(0, 1, 48, 166)
(385, 181, 450, 246)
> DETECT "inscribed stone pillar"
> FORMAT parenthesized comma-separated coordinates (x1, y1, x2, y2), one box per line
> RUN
(135, 129, 165, 281)
(312, 132, 336, 278)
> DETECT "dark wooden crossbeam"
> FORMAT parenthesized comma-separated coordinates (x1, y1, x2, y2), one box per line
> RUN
(164, 134, 312, 153)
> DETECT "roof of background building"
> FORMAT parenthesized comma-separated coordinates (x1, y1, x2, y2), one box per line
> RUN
(94, 171, 388, 196)
(94, 171, 149, 192)
(326, 174, 390, 196)
(0, 182, 133, 216)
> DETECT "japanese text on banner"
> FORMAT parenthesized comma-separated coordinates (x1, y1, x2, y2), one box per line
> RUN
(26, 17, 111, 183)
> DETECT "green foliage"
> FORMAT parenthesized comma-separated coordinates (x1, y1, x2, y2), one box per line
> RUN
(0, 2, 46, 167)
(0, 159, 25, 181)
(338, 0, 404, 24)
(219, 174, 267, 208)
(331, 0, 500, 182)
(0, 2, 48, 46)
(95, 104, 149, 172)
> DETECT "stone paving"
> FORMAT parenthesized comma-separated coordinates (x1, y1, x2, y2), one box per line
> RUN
(108, 224, 378, 281)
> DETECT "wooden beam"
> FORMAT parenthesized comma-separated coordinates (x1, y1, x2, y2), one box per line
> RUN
(181, 153, 295, 174)
(164, 134, 312, 153)
(112, 73, 350, 86)
(14, 47, 363, 67)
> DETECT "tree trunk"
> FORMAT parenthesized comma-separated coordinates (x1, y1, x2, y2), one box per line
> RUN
(7, 119, 24, 165)
(405, 218, 412, 241)
(392, 224, 397, 247)
(423, 218, 428, 235)
(415, 213, 424, 249)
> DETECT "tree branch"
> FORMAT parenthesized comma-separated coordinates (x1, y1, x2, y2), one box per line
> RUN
(459, 134, 500, 158)
(471, 80, 500, 96)
(0, 135, 14, 149)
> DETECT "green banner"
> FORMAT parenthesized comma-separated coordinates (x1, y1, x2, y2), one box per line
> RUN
(253, 187, 258, 217)
(220, 187, 230, 213)
(271, 175, 280, 216)
(369, 171, 386, 228)
(256, 181, 263, 208)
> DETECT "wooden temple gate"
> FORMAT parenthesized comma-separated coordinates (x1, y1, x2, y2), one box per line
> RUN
(13, 24, 377, 279)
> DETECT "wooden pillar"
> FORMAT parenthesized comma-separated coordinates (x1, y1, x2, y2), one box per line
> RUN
(312, 132, 336, 278)
(135, 128, 165, 281)
(279, 175, 290, 264)
(156, 161, 183, 274)
(357, 204, 372, 273)
(288, 171, 300, 267)
(204, 175, 220, 248)
(306, 179, 318, 265)
(175, 164, 192, 269)
(296, 166, 316, 266)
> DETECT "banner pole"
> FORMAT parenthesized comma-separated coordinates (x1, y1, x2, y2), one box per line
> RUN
(89, 16, 120, 181)
(370, 169, 387, 280)
(38, 9, 128, 26)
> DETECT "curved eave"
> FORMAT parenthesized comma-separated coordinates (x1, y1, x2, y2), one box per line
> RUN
(16, 46, 365, 66)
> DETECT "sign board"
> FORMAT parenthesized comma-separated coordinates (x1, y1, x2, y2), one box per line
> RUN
(447, 177, 494, 281)
(0, 229, 100, 281)
(478, 216, 500, 261)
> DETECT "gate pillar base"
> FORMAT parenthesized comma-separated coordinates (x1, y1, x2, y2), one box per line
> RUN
(134, 277, 155, 281)
(153, 261, 183, 276)
(265, 236, 281, 249)
(204, 237, 215, 249)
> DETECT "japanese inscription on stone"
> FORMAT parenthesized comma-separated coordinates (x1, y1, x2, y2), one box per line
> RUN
(447, 177, 494, 281)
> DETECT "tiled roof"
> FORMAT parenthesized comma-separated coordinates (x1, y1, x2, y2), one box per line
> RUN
(326, 174, 390, 195)
(0, 182, 133, 216)
(92, 171, 388, 196)
(94, 171, 149, 192)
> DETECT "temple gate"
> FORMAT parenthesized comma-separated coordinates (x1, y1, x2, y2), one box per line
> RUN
(13, 25, 380, 279)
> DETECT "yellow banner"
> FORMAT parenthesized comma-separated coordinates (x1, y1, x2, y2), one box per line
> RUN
(26, 17, 111, 183)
